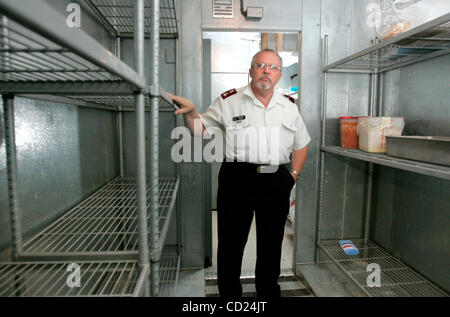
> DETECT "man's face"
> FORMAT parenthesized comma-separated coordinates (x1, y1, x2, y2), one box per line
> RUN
(249, 51, 283, 92)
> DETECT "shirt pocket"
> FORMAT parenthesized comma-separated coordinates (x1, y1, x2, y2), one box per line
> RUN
(280, 121, 298, 153)
(225, 121, 253, 156)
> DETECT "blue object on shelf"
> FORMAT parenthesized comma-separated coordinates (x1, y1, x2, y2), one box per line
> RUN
(339, 240, 359, 255)
(290, 86, 298, 92)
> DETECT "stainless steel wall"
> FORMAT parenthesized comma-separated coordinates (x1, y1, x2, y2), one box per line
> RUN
(297, 0, 374, 266)
(371, 54, 450, 292)
(0, 97, 119, 252)
(178, 0, 205, 268)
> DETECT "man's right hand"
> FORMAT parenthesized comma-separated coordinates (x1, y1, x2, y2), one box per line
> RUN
(167, 93, 205, 136)
(167, 93, 197, 116)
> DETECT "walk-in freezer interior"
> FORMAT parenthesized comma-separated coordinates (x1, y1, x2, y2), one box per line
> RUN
(1, 0, 449, 298)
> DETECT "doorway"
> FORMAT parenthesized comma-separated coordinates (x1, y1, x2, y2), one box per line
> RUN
(202, 31, 301, 281)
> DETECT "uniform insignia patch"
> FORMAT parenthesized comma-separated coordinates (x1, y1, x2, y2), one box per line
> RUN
(283, 94, 295, 103)
(232, 115, 246, 121)
(221, 88, 237, 100)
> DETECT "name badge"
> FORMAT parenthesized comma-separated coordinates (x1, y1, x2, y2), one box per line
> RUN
(232, 115, 246, 122)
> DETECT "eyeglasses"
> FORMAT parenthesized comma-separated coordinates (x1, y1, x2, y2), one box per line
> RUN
(253, 62, 281, 72)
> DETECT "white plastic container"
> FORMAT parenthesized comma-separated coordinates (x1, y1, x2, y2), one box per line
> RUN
(357, 117, 405, 153)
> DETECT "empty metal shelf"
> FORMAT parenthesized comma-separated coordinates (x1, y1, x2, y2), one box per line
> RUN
(0, 260, 148, 297)
(318, 239, 448, 297)
(324, 13, 450, 73)
(19, 176, 179, 260)
(0, 0, 146, 92)
(67, 93, 175, 112)
(321, 146, 450, 180)
(84, 0, 178, 38)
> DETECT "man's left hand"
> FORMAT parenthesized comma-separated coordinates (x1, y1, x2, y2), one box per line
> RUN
(289, 171, 298, 182)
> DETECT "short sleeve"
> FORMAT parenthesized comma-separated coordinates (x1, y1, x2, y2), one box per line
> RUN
(199, 97, 224, 129)
(292, 113, 311, 150)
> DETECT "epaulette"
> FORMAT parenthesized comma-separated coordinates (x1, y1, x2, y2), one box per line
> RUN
(283, 94, 295, 103)
(221, 88, 237, 100)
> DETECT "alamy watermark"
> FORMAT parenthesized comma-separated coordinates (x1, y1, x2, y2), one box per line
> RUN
(66, 263, 81, 288)
(171, 119, 284, 166)
(66, 3, 81, 28)
(367, 263, 381, 287)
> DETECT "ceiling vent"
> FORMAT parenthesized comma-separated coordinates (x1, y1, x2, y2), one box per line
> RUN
(213, 0, 234, 19)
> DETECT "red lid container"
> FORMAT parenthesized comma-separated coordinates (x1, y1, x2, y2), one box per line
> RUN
(339, 116, 359, 149)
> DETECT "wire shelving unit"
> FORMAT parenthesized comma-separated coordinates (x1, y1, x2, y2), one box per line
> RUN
(317, 240, 447, 297)
(19, 177, 179, 259)
(0, 260, 148, 297)
(317, 14, 450, 297)
(83, 0, 178, 38)
(0, 0, 180, 297)
(324, 14, 450, 73)
(0, 0, 178, 111)
(321, 146, 450, 180)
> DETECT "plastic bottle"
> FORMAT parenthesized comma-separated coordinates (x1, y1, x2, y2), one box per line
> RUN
(339, 240, 359, 255)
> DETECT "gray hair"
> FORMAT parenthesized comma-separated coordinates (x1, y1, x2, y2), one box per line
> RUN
(250, 49, 283, 68)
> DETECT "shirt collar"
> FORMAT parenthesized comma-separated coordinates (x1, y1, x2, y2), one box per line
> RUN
(243, 84, 285, 109)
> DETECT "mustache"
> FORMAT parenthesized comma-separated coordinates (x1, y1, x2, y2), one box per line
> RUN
(257, 75, 272, 82)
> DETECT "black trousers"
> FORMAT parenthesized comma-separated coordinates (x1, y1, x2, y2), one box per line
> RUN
(216, 161, 295, 297)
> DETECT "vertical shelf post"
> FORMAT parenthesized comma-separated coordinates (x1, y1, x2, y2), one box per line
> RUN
(364, 48, 379, 244)
(150, 0, 161, 297)
(315, 35, 328, 262)
(134, 0, 150, 297)
(2, 94, 23, 259)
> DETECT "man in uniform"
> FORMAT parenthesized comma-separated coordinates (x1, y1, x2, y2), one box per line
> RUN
(169, 49, 310, 297)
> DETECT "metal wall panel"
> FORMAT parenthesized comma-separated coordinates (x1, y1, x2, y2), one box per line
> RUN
(202, 0, 302, 32)
(396, 54, 450, 136)
(295, 0, 322, 265)
(0, 97, 119, 252)
(121, 39, 177, 179)
(371, 53, 450, 292)
(320, 154, 367, 240)
(0, 99, 11, 251)
(178, 0, 205, 268)
(297, 0, 374, 266)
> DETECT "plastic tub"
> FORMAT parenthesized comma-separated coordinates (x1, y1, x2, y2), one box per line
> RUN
(357, 117, 405, 153)
(339, 116, 359, 149)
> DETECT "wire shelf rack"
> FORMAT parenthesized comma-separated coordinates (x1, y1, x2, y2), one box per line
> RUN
(158, 255, 181, 297)
(21, 176, 179, 257)
(318, 239, 448, 297)
(0, 20, 120, 83)
(0, 8, 145, 91)
(321, 146, 450, 180)
(87, 0, 178, 38)
(67, 94, 176, 112)
(0, 260, 147, 297)
(324, 14, 450, 73)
